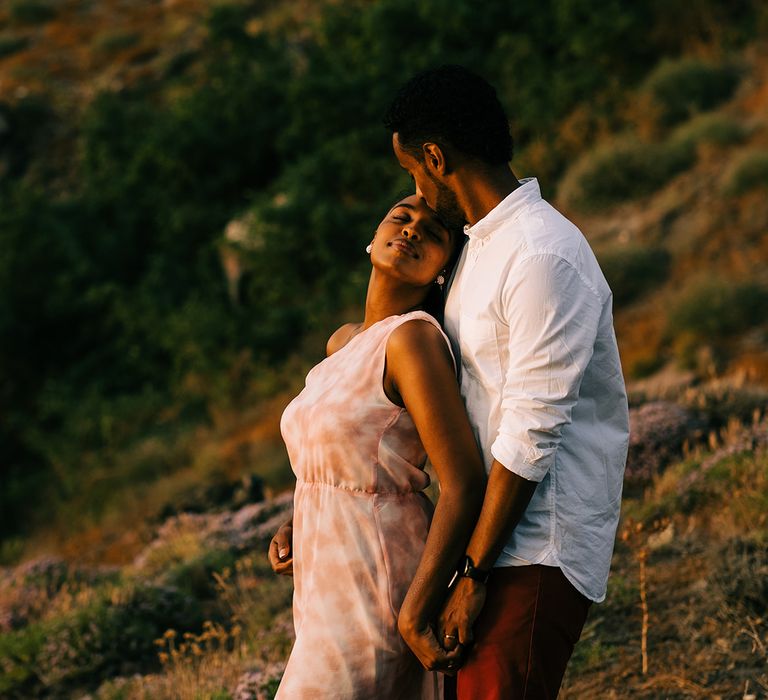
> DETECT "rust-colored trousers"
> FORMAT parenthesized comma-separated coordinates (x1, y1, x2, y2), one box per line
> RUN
(444, 565, 591, 700)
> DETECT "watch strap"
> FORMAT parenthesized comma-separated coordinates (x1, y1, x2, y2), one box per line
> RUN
(459, 555, 490, 584)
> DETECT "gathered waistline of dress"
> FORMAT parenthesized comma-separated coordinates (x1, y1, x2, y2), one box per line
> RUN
(295, 478, 425, 498)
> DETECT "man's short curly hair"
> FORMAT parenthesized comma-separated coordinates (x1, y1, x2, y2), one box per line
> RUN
(383, 65, 513, 166)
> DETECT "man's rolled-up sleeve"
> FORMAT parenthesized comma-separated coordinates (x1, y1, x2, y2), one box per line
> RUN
(490, 253, 603, 482)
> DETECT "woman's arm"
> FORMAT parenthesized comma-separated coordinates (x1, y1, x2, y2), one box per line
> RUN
(385, 320, 486, 671)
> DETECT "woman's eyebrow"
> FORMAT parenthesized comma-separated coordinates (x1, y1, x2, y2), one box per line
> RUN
(388, 202, 416, 214)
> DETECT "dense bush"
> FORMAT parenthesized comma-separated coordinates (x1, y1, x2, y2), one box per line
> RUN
(8, 0, 56, 25)
(722, 150, 768, 195)
(91, 31, 140, 55)
(625, 401, 697, 486)
(714, 537, 768, 618)
(562, 112, 749, 211)
(0, 582, 202, 696)
(0, 36, 29, 59)
(670, 113, 748, 151)
(0, 557, 120, 632)
(642, 57, 742, 126)
(559, 136, 694, 211)
(667, 278, 768, 339)
(597, 244, 671, 305)
(679, 385, 768, 429)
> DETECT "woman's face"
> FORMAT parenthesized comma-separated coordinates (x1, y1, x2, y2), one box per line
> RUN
(370, 195, 454, 288)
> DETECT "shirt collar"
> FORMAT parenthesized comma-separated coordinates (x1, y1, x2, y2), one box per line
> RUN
(463, 177, 541, 240)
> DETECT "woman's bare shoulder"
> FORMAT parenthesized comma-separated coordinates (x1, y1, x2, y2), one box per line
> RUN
(386, 318, 451, 365)
(326, 322, 363, 357)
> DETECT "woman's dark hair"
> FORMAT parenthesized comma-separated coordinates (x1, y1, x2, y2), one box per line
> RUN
(421, 224, 466, 325)
(383, 64, 513, 166)
(421, 279, 449, 324)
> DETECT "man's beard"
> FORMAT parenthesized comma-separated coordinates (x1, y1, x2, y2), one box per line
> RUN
(430, 175, 466, 237)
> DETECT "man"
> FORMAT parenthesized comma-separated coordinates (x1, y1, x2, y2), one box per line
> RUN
(384, 65, 630, 699)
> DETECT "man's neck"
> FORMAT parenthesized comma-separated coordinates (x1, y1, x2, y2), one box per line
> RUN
(456, 167, 521, 227)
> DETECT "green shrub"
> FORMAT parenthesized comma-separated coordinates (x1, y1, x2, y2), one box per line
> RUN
(36, 583, 202, 691)
(0, 537, 25, 566)
(667, 277, 768, 339)
(0, 35, 29, 58)
(671, 113, 748, 151)
(628, 354, 665, 379)
(714, 537, 768, 618)
(597, 244, 671, 305)
(722, 150, 768, 195)
(559, 136, 694, 211)
(642, 58, 741, 126)
(679, 385, 768, 428)
(163, 548, 238, 600)
(565, 113, 747, 213)
(0, 580, 204, 696)
(92, 31, 140, 55)
(9, 0, 56, 25)
(0, 622, 46, 695)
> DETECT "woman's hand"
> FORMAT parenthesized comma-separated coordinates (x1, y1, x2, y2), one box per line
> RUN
(398, 615, 464, 675)
(268, 519, 293, 576)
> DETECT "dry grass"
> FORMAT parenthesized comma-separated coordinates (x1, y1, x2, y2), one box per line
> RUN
(118, 555, 293, 700)
(562, 410, 768, 698)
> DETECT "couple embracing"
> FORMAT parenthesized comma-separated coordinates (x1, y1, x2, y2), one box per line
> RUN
(269, 65, 630, 700)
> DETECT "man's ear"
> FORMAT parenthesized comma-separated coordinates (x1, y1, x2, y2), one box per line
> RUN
(422, 142, 449, 176)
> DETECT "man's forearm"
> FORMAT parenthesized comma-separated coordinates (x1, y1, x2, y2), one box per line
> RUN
(464, 460, 538, 571)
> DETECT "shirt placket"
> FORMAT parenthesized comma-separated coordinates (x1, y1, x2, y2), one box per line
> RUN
(458, 237, 483, 316)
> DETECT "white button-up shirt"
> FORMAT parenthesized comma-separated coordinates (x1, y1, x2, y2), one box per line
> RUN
(444, 178, 629, 602)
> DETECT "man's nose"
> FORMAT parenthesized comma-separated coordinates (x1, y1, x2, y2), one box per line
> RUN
(415, 182, 424, 199)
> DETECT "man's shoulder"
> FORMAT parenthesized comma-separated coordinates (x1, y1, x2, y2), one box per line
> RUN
(496, 200, 610, 303)
(514, 198, 585, 260)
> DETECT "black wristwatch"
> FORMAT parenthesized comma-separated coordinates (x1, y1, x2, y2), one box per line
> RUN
(450, 555, 490, 587)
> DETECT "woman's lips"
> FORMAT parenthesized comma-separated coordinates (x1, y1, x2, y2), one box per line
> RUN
(389, 239, 418, 258)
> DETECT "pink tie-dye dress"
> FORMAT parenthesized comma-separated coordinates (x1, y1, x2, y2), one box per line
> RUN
(277, 311, 452, 700)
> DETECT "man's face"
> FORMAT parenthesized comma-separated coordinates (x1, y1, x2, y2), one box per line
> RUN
(392, 133, 466, 234)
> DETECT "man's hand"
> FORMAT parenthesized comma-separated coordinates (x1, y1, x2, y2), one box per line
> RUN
(438, 577, 487, 651)
(398, 616, 464, 675)
(268, 519, 293, 576)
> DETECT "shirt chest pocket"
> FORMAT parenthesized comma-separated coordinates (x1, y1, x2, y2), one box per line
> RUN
(458, 314, 504, 385)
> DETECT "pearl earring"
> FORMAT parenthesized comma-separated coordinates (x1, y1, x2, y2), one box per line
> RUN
(366, 244, 372, 254)
(436, 274, 445, 286)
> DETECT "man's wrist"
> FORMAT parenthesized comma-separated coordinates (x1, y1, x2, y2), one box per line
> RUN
(457, 554, 490, 585)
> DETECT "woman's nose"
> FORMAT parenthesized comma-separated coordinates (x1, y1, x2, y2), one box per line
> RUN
(402, 225, 420, 240)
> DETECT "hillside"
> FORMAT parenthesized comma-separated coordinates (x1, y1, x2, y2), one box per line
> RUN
(559, 42, 768, 385)
(2, 392, 766, 698)
(1, 0, 768, 697)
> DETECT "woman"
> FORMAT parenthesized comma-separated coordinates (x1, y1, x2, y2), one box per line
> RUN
(269, 194, 486, 699)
